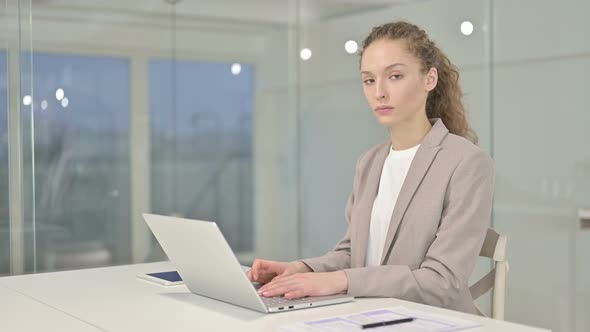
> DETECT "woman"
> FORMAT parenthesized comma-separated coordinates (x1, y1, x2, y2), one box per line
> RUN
(247, 21, 495, 314)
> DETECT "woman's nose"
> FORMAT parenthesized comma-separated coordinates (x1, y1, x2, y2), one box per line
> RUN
(374, 81, 387, 100)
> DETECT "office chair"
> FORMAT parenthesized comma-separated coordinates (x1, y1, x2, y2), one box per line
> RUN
(470, 228, 508, 320)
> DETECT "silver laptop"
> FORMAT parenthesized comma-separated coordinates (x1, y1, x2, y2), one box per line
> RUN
(142, 213, 353, 313)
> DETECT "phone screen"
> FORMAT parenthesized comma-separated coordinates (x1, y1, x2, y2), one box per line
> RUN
(146, 271, 182, 282)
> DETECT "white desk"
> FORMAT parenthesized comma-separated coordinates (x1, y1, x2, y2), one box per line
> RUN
(0, 283, 101, 331)
(0, 261, 550, 332)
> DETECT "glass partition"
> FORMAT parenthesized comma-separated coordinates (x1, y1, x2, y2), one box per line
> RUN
(491, 1, 590, 331)
(2, 0, 299, 271)
(149, 59, 254, 256)
(27, 53, 130, 271)
(0, 50, 8, 275)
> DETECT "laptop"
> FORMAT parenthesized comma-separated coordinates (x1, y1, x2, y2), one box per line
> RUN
(142, 213, 354, 313)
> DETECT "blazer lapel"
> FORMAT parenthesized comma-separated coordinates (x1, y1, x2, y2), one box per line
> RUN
(380, 118, 448, 264)
(351, 142, 389, 268)
(379, 146, 441, 263)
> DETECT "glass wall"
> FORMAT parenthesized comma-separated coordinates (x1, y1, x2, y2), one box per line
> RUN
(491, 1, 590, 331)
(1, 0, 299, 272)
(0, 1, 588, 331)
(0, 51, 8, 275)
(29, 53, 130, 270)
(149, 59, 254, 255)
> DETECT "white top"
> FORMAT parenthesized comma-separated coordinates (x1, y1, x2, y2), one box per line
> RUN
(366, 144, 420, 267)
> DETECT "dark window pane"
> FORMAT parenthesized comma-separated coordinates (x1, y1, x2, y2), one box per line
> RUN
(150, 59, 253, 253)
(31, 53, 130, 272)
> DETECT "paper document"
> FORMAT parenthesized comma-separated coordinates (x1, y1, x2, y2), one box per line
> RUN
(280, 306, 480, 331)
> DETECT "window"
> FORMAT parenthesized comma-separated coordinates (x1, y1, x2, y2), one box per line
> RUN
(30, 53, 130, 271)
(149, 59, 254, 254)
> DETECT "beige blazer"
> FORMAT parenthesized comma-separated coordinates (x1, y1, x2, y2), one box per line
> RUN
(301, 118, 495, 314)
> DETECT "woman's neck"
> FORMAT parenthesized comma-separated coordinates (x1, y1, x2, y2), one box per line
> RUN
(390, 116, 432, 150)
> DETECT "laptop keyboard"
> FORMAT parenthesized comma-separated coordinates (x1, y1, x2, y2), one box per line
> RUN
(261, 295, 312, 306)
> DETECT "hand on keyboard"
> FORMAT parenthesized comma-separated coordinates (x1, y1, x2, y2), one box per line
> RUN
(247, 259, 311, 284)
(257, 271, 349, 299)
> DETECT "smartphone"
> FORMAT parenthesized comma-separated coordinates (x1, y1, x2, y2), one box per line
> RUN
(137, 271, 184, 286)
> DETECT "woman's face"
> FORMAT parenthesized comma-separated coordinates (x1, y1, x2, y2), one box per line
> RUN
(360, 38, 437, 128)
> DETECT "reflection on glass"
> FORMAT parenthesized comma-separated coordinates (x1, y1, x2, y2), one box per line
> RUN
(29, 53, 130, 272)
(149, 59, 254, 254)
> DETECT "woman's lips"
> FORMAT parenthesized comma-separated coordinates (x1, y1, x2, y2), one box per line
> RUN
(375, 106, 394, 113)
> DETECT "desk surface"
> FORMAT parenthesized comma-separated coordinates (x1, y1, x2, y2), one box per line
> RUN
(0, 261, 550, 332)
(0, 283, 101, 331)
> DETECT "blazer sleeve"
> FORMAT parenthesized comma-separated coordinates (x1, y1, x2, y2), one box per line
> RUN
(298, 154, 364, 272)
(343, 149, 495, 309)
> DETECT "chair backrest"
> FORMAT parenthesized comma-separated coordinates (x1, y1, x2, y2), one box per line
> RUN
(469, 228, 508, 320)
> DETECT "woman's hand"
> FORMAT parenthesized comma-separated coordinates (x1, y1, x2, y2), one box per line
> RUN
(257, 271, 349, 299)
(247, 259, 311, 284)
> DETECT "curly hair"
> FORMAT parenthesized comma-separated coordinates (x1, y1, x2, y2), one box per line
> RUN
(360, 21, 478, 144)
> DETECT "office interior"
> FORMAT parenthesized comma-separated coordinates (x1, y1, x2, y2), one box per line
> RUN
(0, 0, 588, 331)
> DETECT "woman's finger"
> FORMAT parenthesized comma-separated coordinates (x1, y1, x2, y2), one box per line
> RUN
(284, 289, 306, 299)
(250, 260, 265, 280)
(260, 278, 302, 297)
(261, 283, 295, 297)
(258, 278, 287, 294)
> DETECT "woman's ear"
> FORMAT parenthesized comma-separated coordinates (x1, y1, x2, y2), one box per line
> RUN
(425, 67, 438, 92)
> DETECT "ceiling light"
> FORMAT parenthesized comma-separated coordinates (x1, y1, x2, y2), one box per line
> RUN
(300, 48, 312, 61)
(461, 21, 474, 36)
(345, 40, 358, 54)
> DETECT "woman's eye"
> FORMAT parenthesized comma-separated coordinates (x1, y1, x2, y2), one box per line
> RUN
(390, 74, 403, 80)
(363, 79, 374, 85)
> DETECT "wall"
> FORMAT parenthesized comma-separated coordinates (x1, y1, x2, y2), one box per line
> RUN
(492, 1, 590, 331)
